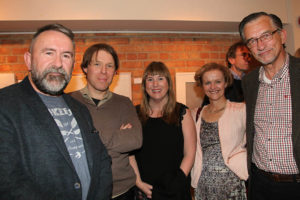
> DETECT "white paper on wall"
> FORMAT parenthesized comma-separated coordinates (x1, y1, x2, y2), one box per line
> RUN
(175, 72, 204, 110)
(0, 73, 16, 89)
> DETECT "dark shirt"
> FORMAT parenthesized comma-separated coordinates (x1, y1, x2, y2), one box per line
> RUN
(134, 103, 191, 200)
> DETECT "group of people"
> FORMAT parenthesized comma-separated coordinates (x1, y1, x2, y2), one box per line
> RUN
(0, 11, 299, 200)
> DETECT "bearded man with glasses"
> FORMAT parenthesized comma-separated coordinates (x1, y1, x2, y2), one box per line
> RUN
(239, 12, 300, 200)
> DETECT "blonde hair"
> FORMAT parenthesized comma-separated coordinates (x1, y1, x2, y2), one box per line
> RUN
(194, 62, 233, 87)
(139, 61, 179, 125)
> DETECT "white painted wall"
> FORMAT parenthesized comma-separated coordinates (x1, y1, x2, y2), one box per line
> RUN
(0, 0, 298, 51)
(286, 0, 300, 54)
(0, 0, 288, 22)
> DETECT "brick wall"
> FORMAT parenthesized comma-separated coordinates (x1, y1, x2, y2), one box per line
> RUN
(0, 32, 240, 104)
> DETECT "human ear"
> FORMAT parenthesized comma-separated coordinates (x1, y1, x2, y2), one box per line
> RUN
(280, 29, 287, 45)
(24, 52, 32, 71)
(228, 57, 235, 66)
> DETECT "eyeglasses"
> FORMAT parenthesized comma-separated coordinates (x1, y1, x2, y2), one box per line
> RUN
(245, 29, 280, 49)
(237, 52, 251, 58)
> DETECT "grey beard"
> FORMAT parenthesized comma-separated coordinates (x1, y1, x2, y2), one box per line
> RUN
(31, 67, 71, 96)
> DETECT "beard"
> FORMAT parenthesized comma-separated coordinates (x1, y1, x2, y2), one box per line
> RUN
(31, 65, 71, 96)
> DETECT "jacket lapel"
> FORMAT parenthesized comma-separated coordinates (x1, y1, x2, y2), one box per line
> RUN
(289, 56, 300, 145)
(245, 68, 260, 135)
(19, 77, 76, 171)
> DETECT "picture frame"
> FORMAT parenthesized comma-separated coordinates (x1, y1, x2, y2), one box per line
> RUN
(175, 72, 204, 110)
(0, 73, 17, 89)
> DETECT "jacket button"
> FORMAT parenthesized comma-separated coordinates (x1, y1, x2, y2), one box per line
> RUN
(74, 182, 81, 189)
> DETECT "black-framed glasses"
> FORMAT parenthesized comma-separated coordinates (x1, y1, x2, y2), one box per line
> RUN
(246, 29, 280, 49)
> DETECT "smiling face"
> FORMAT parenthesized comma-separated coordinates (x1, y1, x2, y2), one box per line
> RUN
(202, 69, 227, 102)
(24, 30, 75, 95)
(243, 15, 286, 67)
(145, 74, 169, 103)
(84, 50, 116, 98)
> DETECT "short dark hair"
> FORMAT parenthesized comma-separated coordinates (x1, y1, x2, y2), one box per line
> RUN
(81, 43, 119, 74)
(30, 24, 74, 52)
(226, 41, 246, 68)
(194, 62, 233, 87)
(239, 12, 283, 41)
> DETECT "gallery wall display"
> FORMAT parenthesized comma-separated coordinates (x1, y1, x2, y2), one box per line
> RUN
(0, 73, 17, 89)
(175, 72, 204, 110)
(64, 72, 132, 99)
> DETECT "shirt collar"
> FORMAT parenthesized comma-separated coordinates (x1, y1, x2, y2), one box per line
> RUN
(230, 69, 245, 80)
(80, 86, 112, 107)
(258, 53, 289, 84)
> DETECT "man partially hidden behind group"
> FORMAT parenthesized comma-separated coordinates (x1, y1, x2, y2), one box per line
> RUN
(0, 24, 112, 199)
(240, 12, 300, 200)
(225, 41, 252, 102)
(70, 43, 142, 200)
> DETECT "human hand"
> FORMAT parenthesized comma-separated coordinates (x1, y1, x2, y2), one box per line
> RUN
(136, 180, 153, 199)
(120, 123, 132, 130)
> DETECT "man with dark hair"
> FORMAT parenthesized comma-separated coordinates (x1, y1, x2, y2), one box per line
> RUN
(225, 41, 251, 102)
(70, 43, 142, 200)
(240, 12, 300, 199)
(0, 24, 112, 200)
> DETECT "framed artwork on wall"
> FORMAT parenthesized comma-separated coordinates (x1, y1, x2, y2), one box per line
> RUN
(0, 73, 16, 89)
(175, 72, 204, 110)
